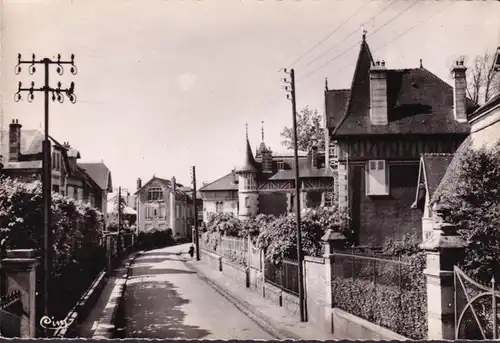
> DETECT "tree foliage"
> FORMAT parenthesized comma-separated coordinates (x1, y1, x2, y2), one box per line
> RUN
(0, 177, 105, 317)
(438, 140, 500, 283)
(280, 106, 325, 152)
(458, 52, 500, 105)
(257, 206, 350, 263)
(107, 195, 135, 232)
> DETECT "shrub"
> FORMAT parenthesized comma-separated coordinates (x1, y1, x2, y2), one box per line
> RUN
(136, 228, 175, 250)
(257, 206, 350, 263)
(331, 230, 427, 339)
(437, 141, 500, 283)
(206, 212, 241, 236)
(0, 177, 105, 318)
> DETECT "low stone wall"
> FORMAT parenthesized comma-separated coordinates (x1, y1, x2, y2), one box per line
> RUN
(53, 270, 107, 338)
(249, 267, 264, 293)
(221, 259, 247, 286)
(328, 308, 408, 341)
(263, 282, 299, 315)
(200, 249, 222, 271)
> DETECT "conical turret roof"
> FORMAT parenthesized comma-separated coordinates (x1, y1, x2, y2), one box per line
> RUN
(236, 138, 258, 173)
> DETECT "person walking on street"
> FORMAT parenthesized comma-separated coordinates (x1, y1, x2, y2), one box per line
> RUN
(188, 245, 195, 258)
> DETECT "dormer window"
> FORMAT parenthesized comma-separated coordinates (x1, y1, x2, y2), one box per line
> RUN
(277, 161, 285, 170)
(147, 187, 163, 201)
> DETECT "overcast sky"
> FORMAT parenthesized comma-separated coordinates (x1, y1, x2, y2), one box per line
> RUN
(1, 0, 499, 192)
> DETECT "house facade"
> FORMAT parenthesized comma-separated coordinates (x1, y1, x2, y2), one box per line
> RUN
(135, 176, 194, 238)
(325, 33, 477, 246)
(0, 119, 110, 215)
(200, 131, 336, 222)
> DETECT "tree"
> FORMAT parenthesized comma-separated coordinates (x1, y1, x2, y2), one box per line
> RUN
(459, 52, 500, 105)
(280, 106, 325, 152)
(107, 195, 129, 231)
(438, 140, 500, 283)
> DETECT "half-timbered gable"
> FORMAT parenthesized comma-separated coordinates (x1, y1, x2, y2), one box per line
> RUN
(326, 33, 477, 245)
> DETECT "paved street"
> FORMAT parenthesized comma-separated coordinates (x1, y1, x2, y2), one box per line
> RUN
(122, 244, 275, 339)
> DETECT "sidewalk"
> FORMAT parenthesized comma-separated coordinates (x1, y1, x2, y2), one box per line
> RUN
(77, 251, 141, 338)
(182, 256, 343, 340)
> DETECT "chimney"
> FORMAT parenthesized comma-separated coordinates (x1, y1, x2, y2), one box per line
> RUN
(9, 119, 22, 162)
(262, 148, 273, 174)
(369, 60, 388, 125)
(311, 146, 318, 168)
(452, 60, 468, 123)
(137, 177, 142, 190)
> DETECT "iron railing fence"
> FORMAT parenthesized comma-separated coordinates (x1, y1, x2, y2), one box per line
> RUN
(264, 259, 299, 296)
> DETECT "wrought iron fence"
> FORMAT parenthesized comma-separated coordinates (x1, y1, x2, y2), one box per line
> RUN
(454, 266, 500, 340)
(331, 251, 427, 339)
(264, 259, 299, 296)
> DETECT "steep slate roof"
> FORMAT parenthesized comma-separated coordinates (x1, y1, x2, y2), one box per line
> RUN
(329, 36, 476, 136)
(413, 153, 454, 208)
(78, 162, 113, 192)
(199, 172, 239, 192)
(325, 89, 350, 131)
(236, 138, 258, 173)
(421, 154, 455, 199)
(429, 136, 473, 205)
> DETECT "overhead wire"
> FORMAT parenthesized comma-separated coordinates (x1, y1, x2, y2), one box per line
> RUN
(311, 0, 455, 87)
(298, 0, 421, 82)
(298, 0, 399, 72)
(288, 0, 371, 68)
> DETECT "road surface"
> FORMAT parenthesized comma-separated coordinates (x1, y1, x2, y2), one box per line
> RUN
(122, 244, 274, 339)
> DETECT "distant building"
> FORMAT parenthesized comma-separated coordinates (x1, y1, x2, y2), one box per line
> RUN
(0, 119, 111, 215)
(134, 175, 194, 238)
(200, 128, 336, 222)
(325, 33, 478, 246)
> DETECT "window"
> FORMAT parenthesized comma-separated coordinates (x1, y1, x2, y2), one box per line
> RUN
(145, 206, 152, 219)
(153, 208, 158, 218)
(366, 160, 389, 196)
(216, 201, 224, 213)
(245, 197, 250, 208)
(329, 143, 339, 159)
(159, 205, 166, 218)
(147, 187, 163, 201)
(277, 161, 285, 170)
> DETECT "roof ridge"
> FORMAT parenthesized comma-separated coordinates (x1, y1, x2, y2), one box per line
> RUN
(421, 153, 455, 157)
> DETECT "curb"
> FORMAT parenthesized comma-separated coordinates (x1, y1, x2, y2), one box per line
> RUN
(183, 259, 301, 340)
(92, 251, 142, 339)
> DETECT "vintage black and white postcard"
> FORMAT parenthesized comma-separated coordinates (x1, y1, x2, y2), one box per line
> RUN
(0, 0, 499, 340)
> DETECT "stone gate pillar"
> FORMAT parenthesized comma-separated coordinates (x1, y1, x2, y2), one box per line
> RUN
(321, 228, 346, 334)
(1, 249, 39, 338)
(420, 220, 467, 340)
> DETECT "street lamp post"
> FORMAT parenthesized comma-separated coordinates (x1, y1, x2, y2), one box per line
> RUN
(14, 54, 77, 335)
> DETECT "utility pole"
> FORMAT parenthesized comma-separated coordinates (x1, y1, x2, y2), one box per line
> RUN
(282, 68, 306, 322)
(113, 186, 128, 254)
(191, 166, 200, 261)
(15, 53, 77, 336)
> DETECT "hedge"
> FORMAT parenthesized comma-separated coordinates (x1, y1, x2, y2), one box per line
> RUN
(0, 177, 106, 319)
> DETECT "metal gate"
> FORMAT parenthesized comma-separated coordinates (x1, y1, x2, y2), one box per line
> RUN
(0, 290, 23, 337)
(454, 266, 500, 339)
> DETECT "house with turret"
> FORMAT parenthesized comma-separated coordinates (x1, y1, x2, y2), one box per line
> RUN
(199, 127, 336, 221)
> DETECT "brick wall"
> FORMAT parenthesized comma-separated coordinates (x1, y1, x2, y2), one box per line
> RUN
(304, 256, 326, 326)
(352, 163, 422, 246)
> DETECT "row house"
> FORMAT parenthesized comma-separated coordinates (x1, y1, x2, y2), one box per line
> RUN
(0, 119, 112, 218)
(134, 175, 195, 238)
(325, 33, 478, 245)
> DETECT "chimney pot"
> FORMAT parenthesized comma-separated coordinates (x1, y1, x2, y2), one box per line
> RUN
(381, 60, 385, 67)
